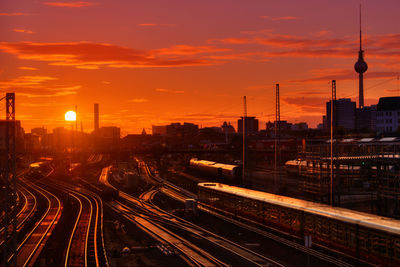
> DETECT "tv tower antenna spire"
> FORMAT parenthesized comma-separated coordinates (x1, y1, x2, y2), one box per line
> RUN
(359, 4, 362, 51)
(354, 4, 368, 108)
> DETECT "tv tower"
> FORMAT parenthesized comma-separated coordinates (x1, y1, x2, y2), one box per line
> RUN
(354, 5, 368, 108)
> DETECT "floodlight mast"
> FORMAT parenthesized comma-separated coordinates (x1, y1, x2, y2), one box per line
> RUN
(2, 92, 17, 267)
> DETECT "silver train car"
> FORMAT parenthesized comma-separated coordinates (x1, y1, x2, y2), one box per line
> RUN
(189, 158, 241, 181)
(198, 182, 400, 266)
(285, 159, 397, 175)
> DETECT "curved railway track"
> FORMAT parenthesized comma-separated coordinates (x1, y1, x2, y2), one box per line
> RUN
(0, 184, 38, 249)
(140, 190, 283, 266)
(159, 179, 356, 267)
(7, 179, 63, 267)
(141, 161, 359, 267)
(108, 200, 228, 267)
(48, 181, 108, 267)
(103, 165, 283, 266)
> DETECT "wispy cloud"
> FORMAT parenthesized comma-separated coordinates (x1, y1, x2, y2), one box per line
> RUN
(138, 23, 158, 27)
(385, 88, 400, 93)
(155, 88, 184, 94)
(0, 75, 80, 97)
(0, 75, 57, 88)
(138, 23, 175, 27)
(282, 96, 326, 114)
(311, 30, 331, 37)
(154, 45, 230, 56)
(0, 13, 30, 16)
(43, 1, 94, 7)
(19, 85, 80, 98)
(0, 42, 221, 69)
(220, 33, 351, 49)
(13, 29, 34, 34)
(215, 32, 400, 61)
(291, 70, 399, 84)
(19, 66, 38, 70)
(128, 98, 149, 103)
(261, 16, 298, 21)
(21, 102, 58, 107)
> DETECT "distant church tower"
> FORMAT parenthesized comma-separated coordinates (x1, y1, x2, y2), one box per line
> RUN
(354, 5, 368, 108)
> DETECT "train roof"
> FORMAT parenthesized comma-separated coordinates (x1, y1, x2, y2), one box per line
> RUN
(198, 183, 400, 235)
(190, 158, 239, 171)
(29, 161, 47, 168)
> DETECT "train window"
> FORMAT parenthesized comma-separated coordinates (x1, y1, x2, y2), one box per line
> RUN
(387, 238, 394, 258)
(331, 222, 338, 241)
(267, 206, 279, 222)
(304, 214, 314, 233)
(394, 239, 400, 260)
(358, 229, 369, 251)
(372, 233, 387, 256)
(346, 225, 356, 247)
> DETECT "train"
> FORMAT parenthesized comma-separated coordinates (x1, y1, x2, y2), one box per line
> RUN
(285, 159, 398, 176)
(285, 159, 362, 175)
(189, 158, 241, 181)
(198, 182, 400, 266)
(27, 159, 53, 179)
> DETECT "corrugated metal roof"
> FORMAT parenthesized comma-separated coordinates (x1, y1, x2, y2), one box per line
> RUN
(199, 182, 400, 235)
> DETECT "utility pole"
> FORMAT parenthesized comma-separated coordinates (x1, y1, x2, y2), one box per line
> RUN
(242, 96, 247, 186)
(275, 84, 280, 192)
(2, 92, 17, 267)
(330, 80, 336, 206)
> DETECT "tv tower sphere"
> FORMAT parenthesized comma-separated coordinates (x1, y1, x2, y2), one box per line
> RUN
(354, 51, 368, 74)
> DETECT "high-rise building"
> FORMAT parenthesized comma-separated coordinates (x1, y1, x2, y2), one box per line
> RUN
(376, 97, 400, 133)
(0, 120, 24, 153)
(96, 126, 120, 150)
(152, 125, 167, 135)
(237, 116, 259, 134)
(166, 122, 198, 137)
(326, 98, 356, 129)
(356, 105, 376, 131)
(94, 103, 99, 132)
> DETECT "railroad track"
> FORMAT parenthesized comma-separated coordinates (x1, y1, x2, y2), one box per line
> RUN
(47, 181, 108, 267)
(0, 184, 38, 248)
(5, 178, 63, 267)
(103, 164, 283, 266)
(108, 199, 228, 267)
(143, 190, 283, 266)
(158, 181, 355, 267)
(107, 181, 282, 267)
(139, 161, 357, 267)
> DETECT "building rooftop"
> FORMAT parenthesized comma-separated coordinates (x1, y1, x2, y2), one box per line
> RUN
(377, 97, 400, 111)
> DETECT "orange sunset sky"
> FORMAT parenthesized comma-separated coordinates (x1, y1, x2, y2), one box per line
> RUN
(1, 0, 399, 135)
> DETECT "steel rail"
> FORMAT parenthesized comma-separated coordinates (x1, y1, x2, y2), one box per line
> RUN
(71, 183, 109, 267)
(8, 179, 62, 267)
(91, 190, 109, 267)
(52, 181, 101, 267)
(0, 189, 26, 236)
(64, 191, 83, 267)
(126, 190, 285, 267)
(145, 191, 285, 267)
(15, 186, 37, 231)
(141, 162, 355, 267)
(199, 202, 354, 267)
(109, 201, 227, 267)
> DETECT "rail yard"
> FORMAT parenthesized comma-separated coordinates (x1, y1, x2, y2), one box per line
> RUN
(0, 152, 398, 267)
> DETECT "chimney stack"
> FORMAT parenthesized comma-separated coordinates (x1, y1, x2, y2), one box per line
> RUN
(94, 103, 99, 131)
